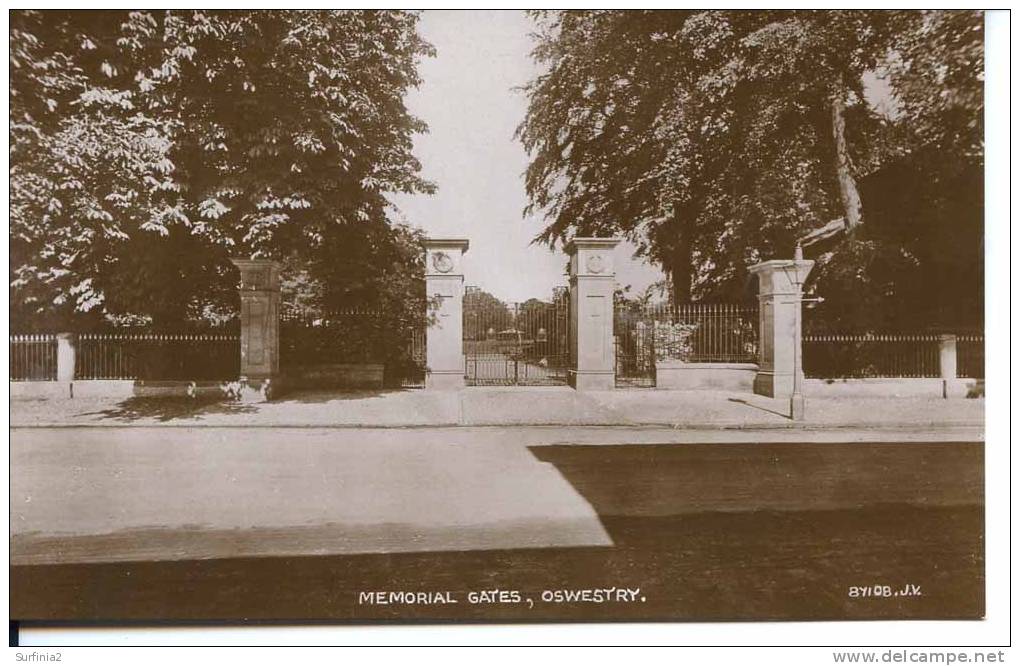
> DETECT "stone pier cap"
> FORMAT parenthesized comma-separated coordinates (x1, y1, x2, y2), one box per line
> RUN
(748, 259, 815, 294)
(231, 258, 282, 290)
(563, 237, 620, 253)
(424, 239, 470, 260)
(424, 238, 470, 249)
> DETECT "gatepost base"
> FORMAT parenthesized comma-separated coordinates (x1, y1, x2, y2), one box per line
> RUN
(426, 371, 466, 391)
(790, 393, 805, 421)
(570, 371, 615, 391)
(753, 370, 804, 399)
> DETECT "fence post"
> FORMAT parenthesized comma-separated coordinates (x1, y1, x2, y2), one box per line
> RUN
(566, 237, 620, 390)
(231, 258, 281, 401)
(939, 334, 958, 379)
(939, 334, 958, 398)
(749, 258, 814, 404)
(424, 238, 469, 390)
(56, 333, 75, 396)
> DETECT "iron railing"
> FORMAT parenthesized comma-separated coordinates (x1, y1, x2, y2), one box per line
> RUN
(399, 327, 426, 389)
(280, 310, 426, 388)
(957, 334, 984, 379)
(674, 303, 759, 363)
(614, 302, 759, 387)
(10, 334, 58, 381)
(75, 332, 240, 381)
(802, 333, 945, 379)
(13, 322, 984, 387)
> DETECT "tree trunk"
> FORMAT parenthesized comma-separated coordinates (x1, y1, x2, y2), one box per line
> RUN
(831, 91, 863, 232)
(668, 224, 694, 305)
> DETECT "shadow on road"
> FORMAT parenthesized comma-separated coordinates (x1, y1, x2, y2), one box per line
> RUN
(528, 441, 984, 518)
(11, 505, 983, 623)
(12, 442, 984, 623)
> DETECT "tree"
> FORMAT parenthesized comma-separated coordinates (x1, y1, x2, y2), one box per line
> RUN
(11, 10, 186, 328)
(518, 11, 699, 298)
(518, 10, 983, 318)
(463, 287, 510, 340)
(806, 10, 984, 330)
(884, 10, 983, 163)
(10, 10, 435, 329)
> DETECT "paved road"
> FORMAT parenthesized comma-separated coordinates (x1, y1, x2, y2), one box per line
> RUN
(11, 426, 984, 621)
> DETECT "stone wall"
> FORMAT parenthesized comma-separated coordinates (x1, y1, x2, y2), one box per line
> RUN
(655, 362, 758, 391)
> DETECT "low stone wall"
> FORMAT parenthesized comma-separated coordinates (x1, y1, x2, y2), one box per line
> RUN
(82, 380, 227, 399)
(655, 362, 758, 391)
(10, 381, 70, 399)
(282, 363, 385, 390)
(805, 378, 984, 399)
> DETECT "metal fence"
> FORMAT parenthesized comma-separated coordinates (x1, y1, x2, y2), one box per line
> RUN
(614, 302, 759, 387)
(674, 303, 759, 362)
(14, 320, 984, 388)
(10, 334, 58, 381)
(802, 333, 945, 379)
(75, 332, 240, 381)
(402, 327, 426, 389)
(956, 334, 984, 379)
(280, 310, 426, 388)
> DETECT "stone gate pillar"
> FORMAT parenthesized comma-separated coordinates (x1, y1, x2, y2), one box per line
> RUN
(566, 238, 620, 391)
(231, 258, 281, 400)
(749, 258, 814, 399)
(424, 238, 469, 390)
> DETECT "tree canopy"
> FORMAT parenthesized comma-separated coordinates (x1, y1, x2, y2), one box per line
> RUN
(518, 10, 983, 328)
(11, 10, 435, 330)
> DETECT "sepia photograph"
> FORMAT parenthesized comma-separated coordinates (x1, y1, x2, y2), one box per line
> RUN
(6, 6, 1005, 650)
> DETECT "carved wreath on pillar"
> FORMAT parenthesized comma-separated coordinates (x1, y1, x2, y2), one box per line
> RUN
(431, 251, 454, 273)
(586, 254, 606, 274)
(242, 269, 268, 290)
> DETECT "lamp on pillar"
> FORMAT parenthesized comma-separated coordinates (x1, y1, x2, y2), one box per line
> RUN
(231, 258, 281, 401)
(565, 237, 620, 391)
(424, 238, 469, 390)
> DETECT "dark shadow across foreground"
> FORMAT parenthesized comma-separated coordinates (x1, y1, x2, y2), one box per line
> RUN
(11, 442, 983, 622)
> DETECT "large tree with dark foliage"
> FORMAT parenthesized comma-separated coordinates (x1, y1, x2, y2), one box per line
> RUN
(11, 10, 435, 330)
(518, 10, 983, 329)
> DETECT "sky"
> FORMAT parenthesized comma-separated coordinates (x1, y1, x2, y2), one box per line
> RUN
(387, 10, 663, 303)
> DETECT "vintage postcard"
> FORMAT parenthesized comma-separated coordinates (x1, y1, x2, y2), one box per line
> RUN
(8, 7, 998, 647)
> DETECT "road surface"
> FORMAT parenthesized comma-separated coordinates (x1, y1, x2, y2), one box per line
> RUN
(10, 426, 984, 621)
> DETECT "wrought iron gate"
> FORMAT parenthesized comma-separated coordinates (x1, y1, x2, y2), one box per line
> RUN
(463, 290, 569, 386)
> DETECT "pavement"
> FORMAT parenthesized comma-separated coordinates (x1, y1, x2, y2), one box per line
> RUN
(9, 386, 985, 431)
